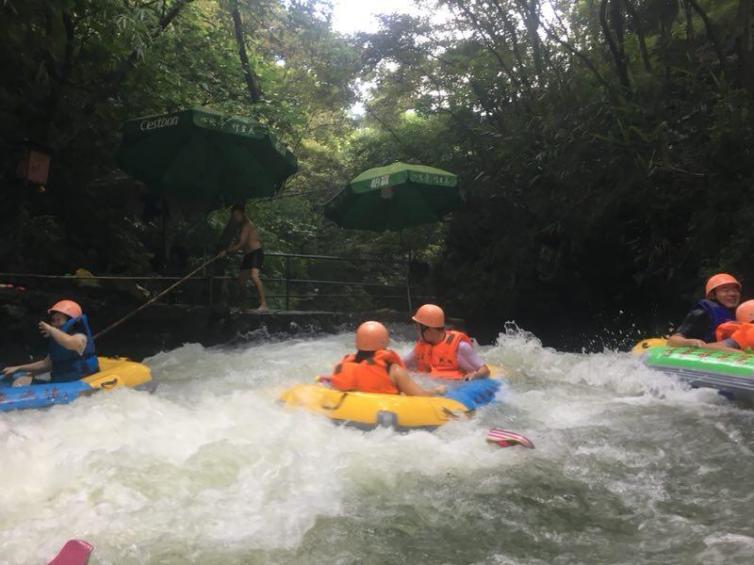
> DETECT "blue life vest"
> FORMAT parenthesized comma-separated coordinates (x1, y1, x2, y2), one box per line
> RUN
(696, 299, 735, 342)
(48, 315, 99, 383)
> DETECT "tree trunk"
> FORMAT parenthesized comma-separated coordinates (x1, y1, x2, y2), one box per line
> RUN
(491, 0, 530, 84)
(683, 0, 694, 42)
(41, 7, 76, 144)
(515, 0, 544, 82)
(736, 0, 754, 92)
(541, 22, 614, 93)
(686, 0, 727, 76)
(599, 0, 631, 89)
(622, 0, 652, 73)
(230, 0, 263, 104)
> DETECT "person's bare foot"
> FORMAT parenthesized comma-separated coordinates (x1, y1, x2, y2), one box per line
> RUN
(255, 304, 269, 313)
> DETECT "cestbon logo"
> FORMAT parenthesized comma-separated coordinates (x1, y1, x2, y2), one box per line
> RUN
(370, 175, 391, 189)
(140, 116, 179, 131)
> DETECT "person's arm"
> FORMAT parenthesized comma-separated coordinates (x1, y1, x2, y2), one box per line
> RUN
(703, 339, 742, 353)
(457, 342, 490, 380)
(2, 356, 52, 376)
(390, 364, 445, 397)
(667, 308, 710, 348)
(402, 348, 418, 370)
(667, 334, 706, 348)
(40, 322, 87, 355)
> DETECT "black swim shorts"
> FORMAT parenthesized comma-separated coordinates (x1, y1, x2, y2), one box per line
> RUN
(240, 248, 264, 271)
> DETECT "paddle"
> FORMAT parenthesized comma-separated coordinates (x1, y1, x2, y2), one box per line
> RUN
(48, 540, 93, 565)
(486, 428, 535, 449)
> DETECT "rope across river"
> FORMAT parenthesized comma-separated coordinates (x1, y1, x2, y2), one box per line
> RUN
(93, 254, 222, 341)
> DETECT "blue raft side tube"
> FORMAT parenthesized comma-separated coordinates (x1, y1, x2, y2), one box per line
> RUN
(444, 378, 502, 410)
(0, 380, 93, 412)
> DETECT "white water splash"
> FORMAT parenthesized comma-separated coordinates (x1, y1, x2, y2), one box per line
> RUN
(1, 329, 752, 564)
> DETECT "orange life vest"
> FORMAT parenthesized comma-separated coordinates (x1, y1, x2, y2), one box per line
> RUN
(715, 321, 741, 342)
(728, 323, 754, 351)
(330, 349, 402, 394)
(413, 330, 471, 380)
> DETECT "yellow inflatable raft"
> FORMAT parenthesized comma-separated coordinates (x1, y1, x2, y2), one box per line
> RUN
(83, 357, 152, 389)
(279, 376, 503, 431)
(631, 337, 668, 355)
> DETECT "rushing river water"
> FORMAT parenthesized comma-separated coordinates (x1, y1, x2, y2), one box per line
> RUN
(1, 329, 753, 564)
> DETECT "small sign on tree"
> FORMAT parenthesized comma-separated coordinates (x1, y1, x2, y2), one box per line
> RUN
(16, 143, 51, 186)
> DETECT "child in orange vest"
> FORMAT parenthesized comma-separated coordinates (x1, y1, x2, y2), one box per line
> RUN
(708, 300, 754, 352)
(404, 304, 490, 381)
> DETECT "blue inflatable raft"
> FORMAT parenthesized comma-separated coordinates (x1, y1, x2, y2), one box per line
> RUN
(0, 357, 153, 413)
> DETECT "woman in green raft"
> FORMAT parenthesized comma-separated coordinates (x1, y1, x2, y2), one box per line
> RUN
(667, 273, 741, 348)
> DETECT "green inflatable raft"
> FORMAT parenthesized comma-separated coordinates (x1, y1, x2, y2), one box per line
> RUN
(634, 339, 754, 402)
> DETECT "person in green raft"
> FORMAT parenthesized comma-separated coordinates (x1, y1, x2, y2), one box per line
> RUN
(667, 273, 742, 348)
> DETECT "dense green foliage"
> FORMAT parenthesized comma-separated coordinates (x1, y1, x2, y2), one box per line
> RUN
(1, 0, 753, 340)
(355, 0, 754, 340)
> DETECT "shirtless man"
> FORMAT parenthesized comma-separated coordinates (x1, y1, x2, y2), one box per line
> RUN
(220, 204, 267, 312)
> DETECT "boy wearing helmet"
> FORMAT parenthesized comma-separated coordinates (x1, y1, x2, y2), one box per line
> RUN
(667, 273, 741, 348)
(328, 321, 445, 396)
(2, 300, 99, 385)
(404, 304, 490, 381)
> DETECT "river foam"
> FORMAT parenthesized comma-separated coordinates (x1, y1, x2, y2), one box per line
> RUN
(1, 329, 752, 563)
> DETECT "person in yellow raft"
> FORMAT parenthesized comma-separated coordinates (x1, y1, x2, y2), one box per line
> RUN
(328, 321, 446, 396)
(2, 300, 99, 386)
(667, 273, 741, 347)
(403, 304, 490, 381)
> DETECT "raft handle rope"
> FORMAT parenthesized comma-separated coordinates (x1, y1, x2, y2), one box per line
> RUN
(93, 254, 223, 341)
(321, 393, 348, 411)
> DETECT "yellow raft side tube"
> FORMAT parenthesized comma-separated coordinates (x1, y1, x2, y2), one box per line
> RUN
(631, 338, 668, 356)
(279, 384, 470, 431)
(81, 357, 152, 390)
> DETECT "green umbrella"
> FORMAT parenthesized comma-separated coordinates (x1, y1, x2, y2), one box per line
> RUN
(325, 162, 461, 231)
(116, 108, 298, 203)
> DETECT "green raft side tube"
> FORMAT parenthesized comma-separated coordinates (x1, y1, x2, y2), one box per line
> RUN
(641, 345, 754, 402)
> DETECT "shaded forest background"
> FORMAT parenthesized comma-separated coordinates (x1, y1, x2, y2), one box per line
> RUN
(1, 0, 753, 346)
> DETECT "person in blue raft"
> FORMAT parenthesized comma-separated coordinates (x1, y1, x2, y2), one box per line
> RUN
(667, 273, 742, 348)
(2, 300, 99, 386)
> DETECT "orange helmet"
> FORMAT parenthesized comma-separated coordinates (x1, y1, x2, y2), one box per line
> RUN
(355, 321, 390, 352)
(705, 273, 741, 298)
(736, 300, 754, 323)
(48, 300, 82, 319)
(412, 304, 445, 328)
